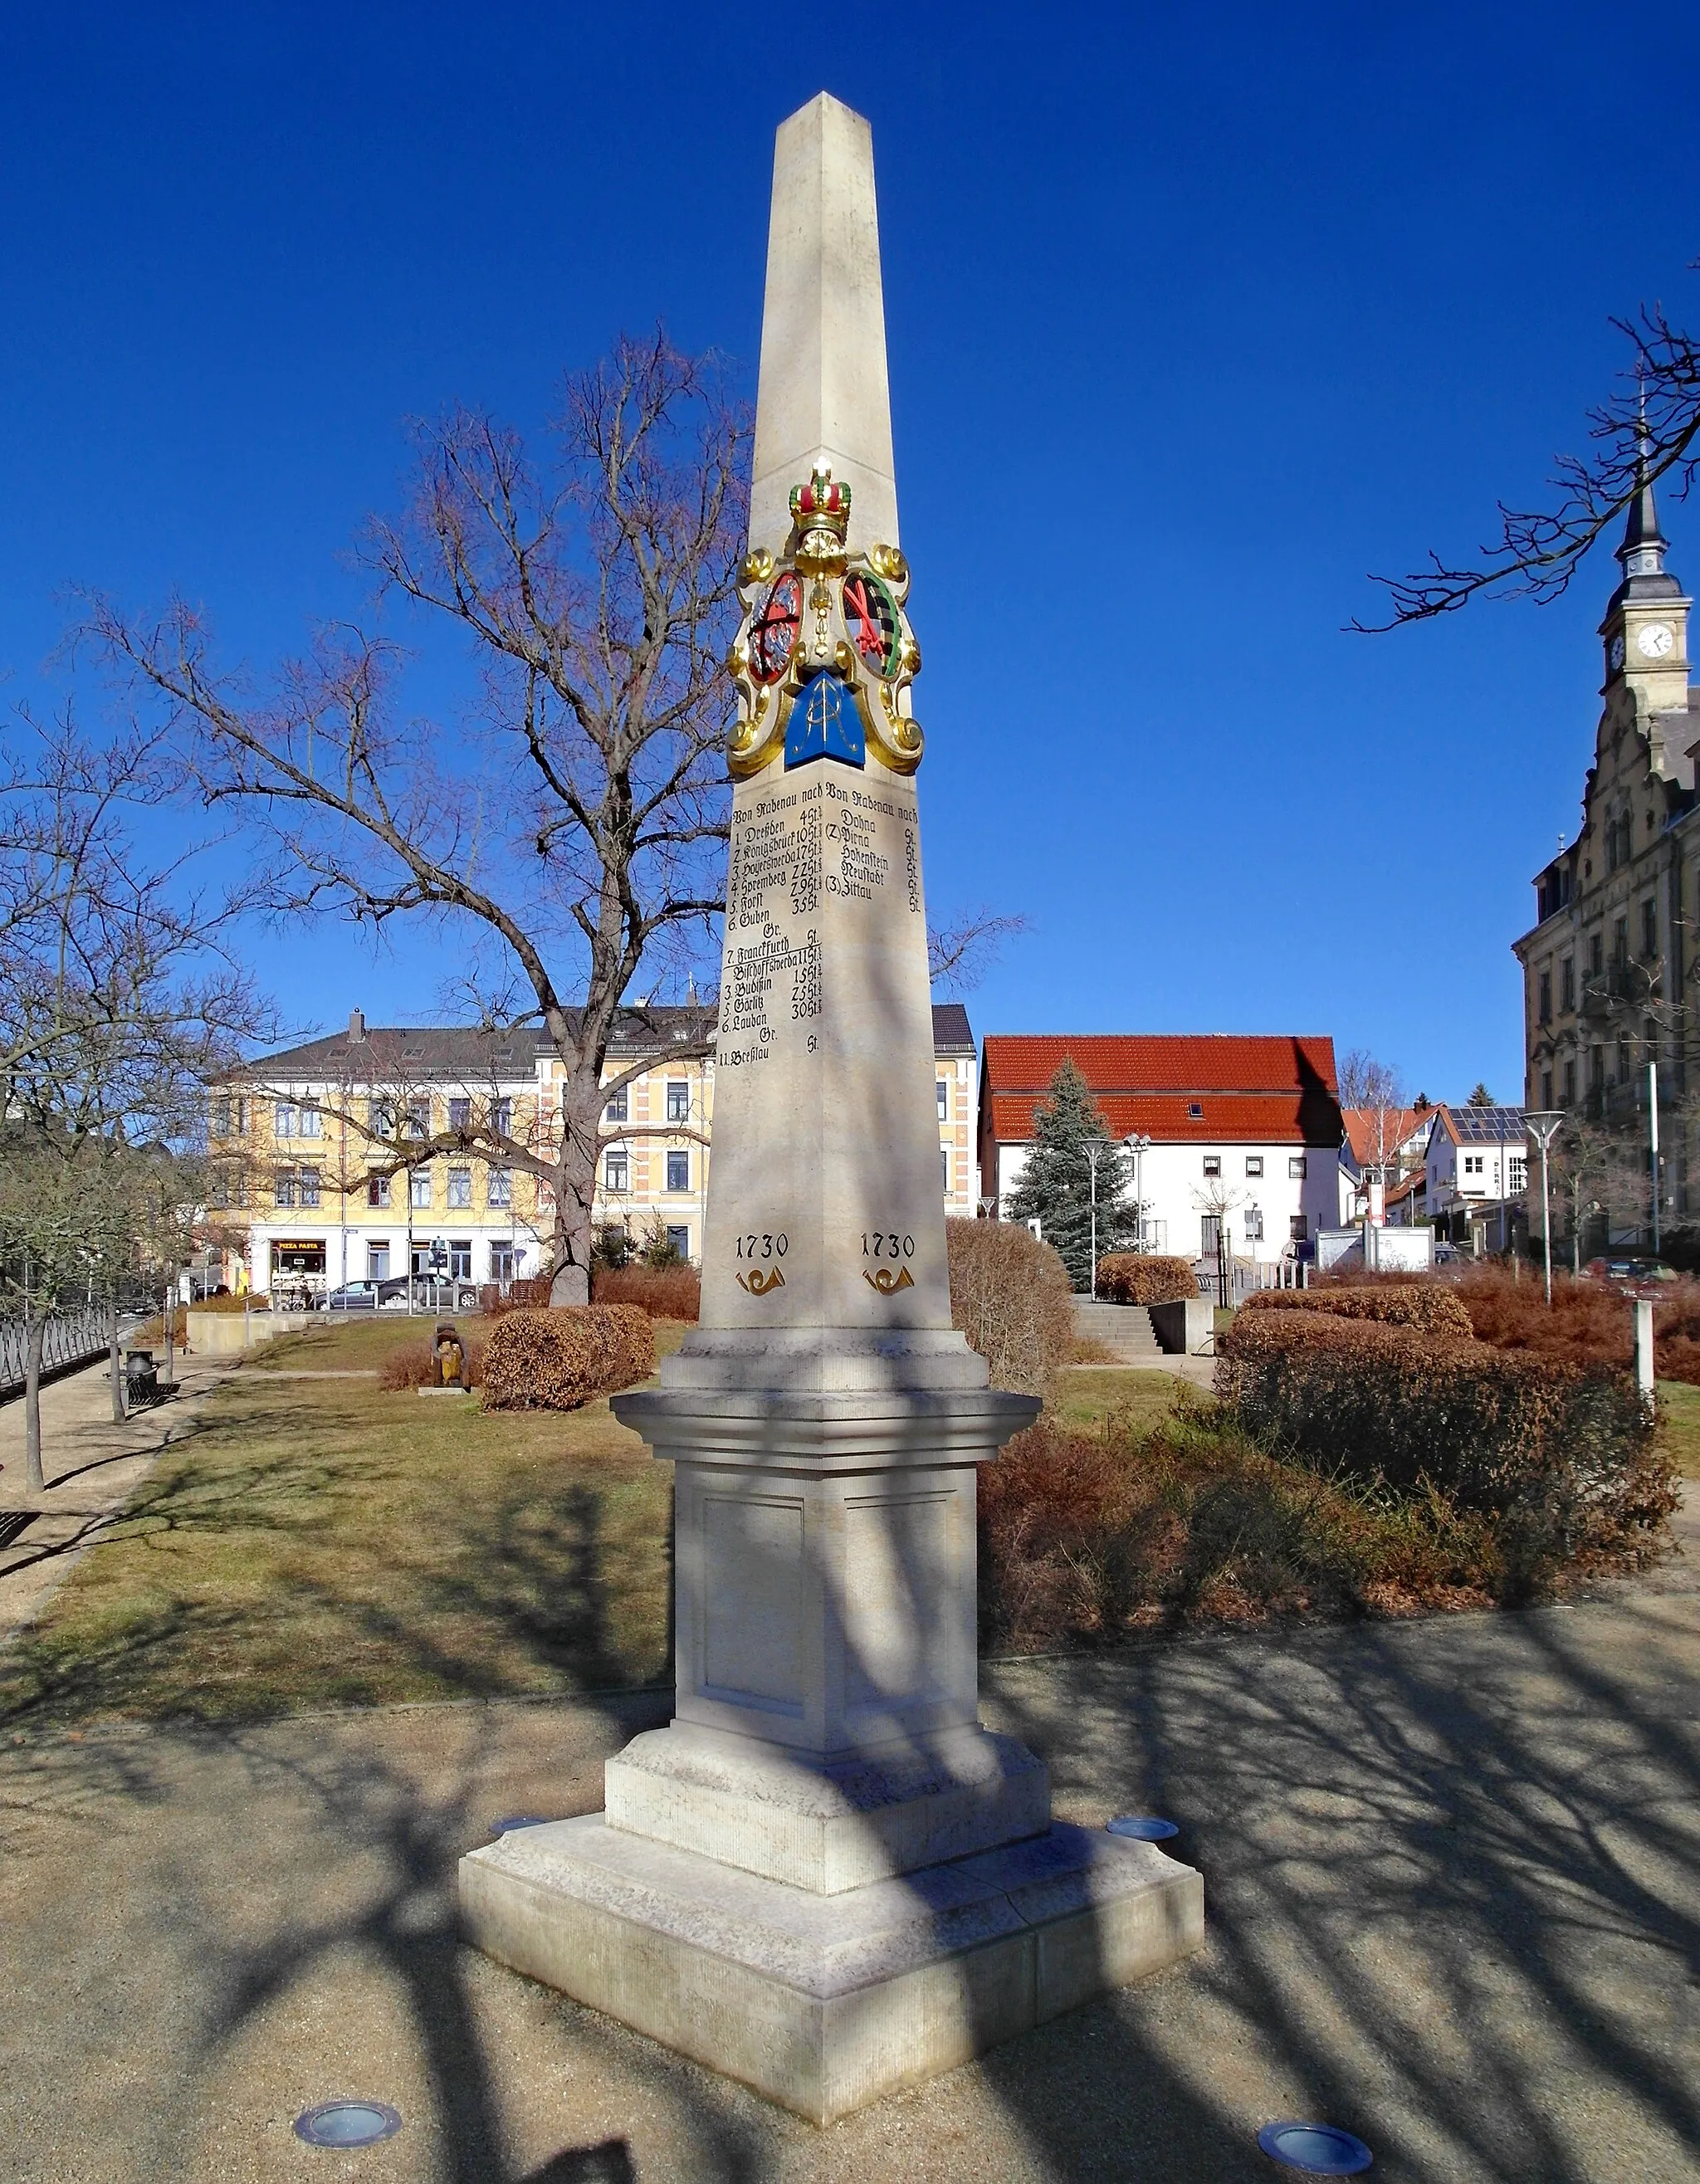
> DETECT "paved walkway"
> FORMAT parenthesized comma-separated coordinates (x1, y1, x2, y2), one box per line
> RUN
(0, 1352, 235, 1637)
(2, 1518, 1693, 2184)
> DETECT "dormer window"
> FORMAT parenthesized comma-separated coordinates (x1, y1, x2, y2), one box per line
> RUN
(1187, 1102, 1203, 1119)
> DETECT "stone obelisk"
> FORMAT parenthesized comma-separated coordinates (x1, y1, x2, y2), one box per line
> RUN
(457, 94, 1202, 2125)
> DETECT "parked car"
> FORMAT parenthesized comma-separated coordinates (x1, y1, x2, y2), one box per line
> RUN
(375, 1275, 479, 1312)
(323, 1281, 381, 1312)
(1584, 1256, 1677, 1295)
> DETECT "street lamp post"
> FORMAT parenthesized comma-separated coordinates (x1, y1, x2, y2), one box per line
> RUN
(1125, 1132, 1152, 1252)
(1523, 1112, 1564, 1307)
(1084, 1141, 1103, 1297)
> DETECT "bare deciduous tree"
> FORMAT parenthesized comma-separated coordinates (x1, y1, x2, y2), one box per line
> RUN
(1359, 271, 1700, 628)
(89, 333, 747, 1305)
(0, 714, 273, 1480)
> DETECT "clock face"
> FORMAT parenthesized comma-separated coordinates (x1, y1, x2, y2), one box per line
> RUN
(749, 572, 802, 683)
(1609, 634, 1626, 672)
(1637, 622, 1675, 660)
(841, 569, 902, 677)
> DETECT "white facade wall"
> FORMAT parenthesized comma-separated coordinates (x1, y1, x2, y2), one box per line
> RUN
(994, 1139, 1339, 1264)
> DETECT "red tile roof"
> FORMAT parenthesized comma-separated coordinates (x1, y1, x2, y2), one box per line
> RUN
(981, 1035, 1342, 1150)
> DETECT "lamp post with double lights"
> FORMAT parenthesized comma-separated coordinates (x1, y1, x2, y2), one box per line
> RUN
(1126, 1131, 1152, 1252)
(1522, 1112, 1564, 1307)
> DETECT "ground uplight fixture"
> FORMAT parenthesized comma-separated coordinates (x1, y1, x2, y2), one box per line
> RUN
(293, 2100, 403, 2149)
(1106, 1815, 1180, 1841)
(1256, 2120, 1372, 2174)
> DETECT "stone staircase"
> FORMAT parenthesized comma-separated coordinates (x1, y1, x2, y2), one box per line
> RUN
(1071, 1297, 1166, 1363)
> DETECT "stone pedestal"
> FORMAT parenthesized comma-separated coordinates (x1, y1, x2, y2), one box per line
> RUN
(456, 91, 1204, 2120)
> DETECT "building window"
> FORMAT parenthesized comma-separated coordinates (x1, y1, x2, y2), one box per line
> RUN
(1243, 1206, 1263, 1241)
(491, 1098, 511, 1137)
(1561, 957, 1575, 1010)
(410, 1168, 432, 1208)
(667, 1150, 690, 1193)
(491, 1241, 516, 1284)
(448, 1242, 472, 1280)
(447, 1167, 472, 1208)
(941, 1148, 950, 1190)
(296, 1102, 321, 1139)
(936, 1079, 949, 1118)
(368, 1243, 390, 1280)
(487, 1167, 511, 1207)
(274, 1167, 296, 1208)
(211, 1095, 245, 1136)
(407, 1100, 429, 1140)
(666, 1080, 690, 1123)
(1245, 1156, 1263, 1178)
(1464, 1155, 1483, 1176)
(367, 1171, 391, 1208)
(449, 1097, 471, 1132)
(298, 1166, 321, 1209)
(604, 1085, 628, 1121)
(1642, 899, 1658, 957)
(604, 1150, 629, 1192)
(1590, 1044, 1604, 1089)
(1289, 1214, 1308, 1243)
(275, 1099, 296, 1137)
(1288, 1156, 1307, 1180)
(1590, 931, 1603, 977)
(1541, 1071, 1554, 1112)
(369, 1097, 395, 1137)
(1202, 1155, 1221, 1177)
(1614, 917, 1629, 970)
(667, 1225, 691, 1261)
(1537, 970, 1551, 1025)
(1509, 1157, 1527, 1194)
(1563, 1059, 1576, 1106)
(1187, 1102, 1204, 1120)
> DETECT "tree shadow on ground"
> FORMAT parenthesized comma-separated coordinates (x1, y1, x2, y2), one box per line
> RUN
(2, 1464, 1695, 2180)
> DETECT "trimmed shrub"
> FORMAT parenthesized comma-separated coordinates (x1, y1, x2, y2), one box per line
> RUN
(1216, 1307, 1675, 1595)
(481, 1305, 657, 1410)
(188, 1292, 268, 1314)
(1096, 1253, 1197, 1307)
(1241, 1283, 1473, 1340)
(593, 1263, 701, 1322)
(1456, 1261, 1700, 1385)
(978, 1411, 1503, 1650)
(946, 1218, 1075, 1394)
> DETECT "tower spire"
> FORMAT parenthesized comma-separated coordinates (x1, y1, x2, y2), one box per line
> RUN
(1619, 386, 1668, 581)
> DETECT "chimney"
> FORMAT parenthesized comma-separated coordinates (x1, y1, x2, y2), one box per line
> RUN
(349, 1008, 366, 1043)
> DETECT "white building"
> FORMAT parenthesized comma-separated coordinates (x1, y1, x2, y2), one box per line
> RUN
(1424, 1103, 1527, 1247)
(977, 1033, 1342, 1265)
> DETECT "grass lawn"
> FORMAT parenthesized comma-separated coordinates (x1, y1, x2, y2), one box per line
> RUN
(1048, 1367, 1189, 1438)
(0, 1315, 689, 1732)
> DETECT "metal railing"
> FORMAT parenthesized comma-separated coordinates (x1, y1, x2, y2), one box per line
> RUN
(0, 1304, 114, 1400)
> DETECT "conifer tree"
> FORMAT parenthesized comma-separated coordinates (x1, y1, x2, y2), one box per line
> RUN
(1005, 1058, 1138, 1292)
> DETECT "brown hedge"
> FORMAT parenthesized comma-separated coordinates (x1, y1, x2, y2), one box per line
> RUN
(946, 1218, 1074, 1393)
(1241, 1283, 1473, 1340)
(481, 1305, 657, 1410)
(1216, 1307, 1675, 1594)
(378, 1335, 488, 1391)
(1096, 1253, 1197, 1307)
(592, 1263, 701, 1321)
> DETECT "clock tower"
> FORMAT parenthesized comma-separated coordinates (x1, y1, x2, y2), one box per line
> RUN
(1601, 457, 1691, 726)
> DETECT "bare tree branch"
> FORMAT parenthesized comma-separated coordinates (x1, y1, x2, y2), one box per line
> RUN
(1357, 271, 1700, 629)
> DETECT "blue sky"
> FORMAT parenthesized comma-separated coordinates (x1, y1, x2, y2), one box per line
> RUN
(2, 2, 1695, 1105)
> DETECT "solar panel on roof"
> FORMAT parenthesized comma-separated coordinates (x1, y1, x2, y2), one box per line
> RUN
(1452, 1107, 1523, 1139)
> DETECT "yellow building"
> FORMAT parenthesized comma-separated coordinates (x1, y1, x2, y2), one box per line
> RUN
(208, 1003, 979, 1297)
